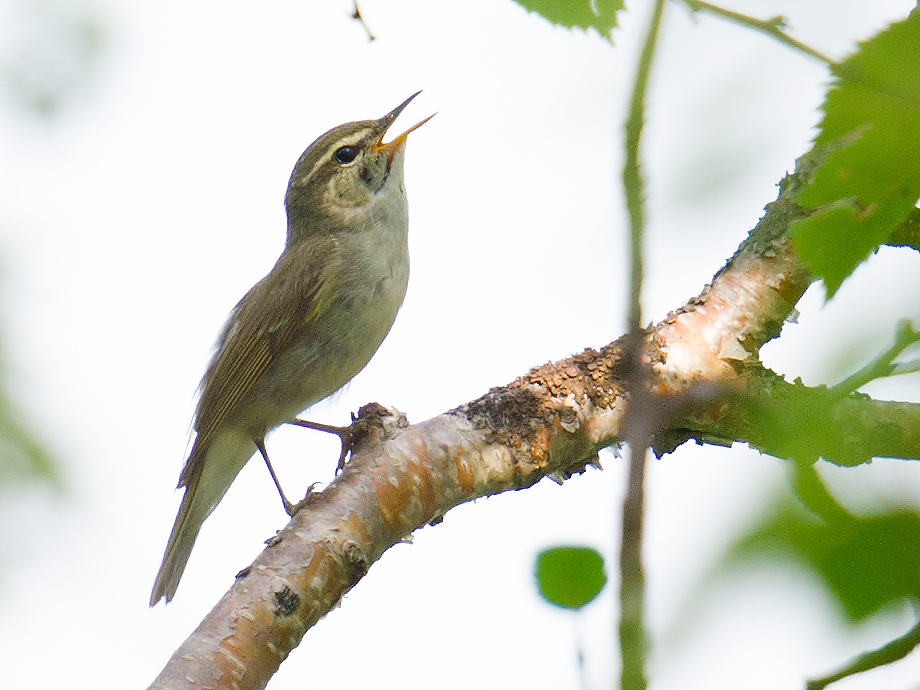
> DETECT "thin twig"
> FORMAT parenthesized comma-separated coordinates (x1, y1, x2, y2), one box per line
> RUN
(618, 439, 649, 690)
(623, 0, 664, 333)
(830, 320, 920, 398)
(351, 1, 376, 41)
(678, 0, 834, 65)
(807, 610, 920, 690)
(619, 1, 667, 688)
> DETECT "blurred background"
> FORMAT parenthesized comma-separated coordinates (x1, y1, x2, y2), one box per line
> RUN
(1, 0, 919, 688)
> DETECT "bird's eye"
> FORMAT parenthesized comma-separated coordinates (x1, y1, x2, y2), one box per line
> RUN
(334, 145, 358, 164)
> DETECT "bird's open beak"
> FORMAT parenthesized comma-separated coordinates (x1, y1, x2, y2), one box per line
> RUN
(373, 92, 435, 161)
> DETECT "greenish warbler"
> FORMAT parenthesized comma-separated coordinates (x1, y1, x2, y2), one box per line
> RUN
(150, 93, 432, 606)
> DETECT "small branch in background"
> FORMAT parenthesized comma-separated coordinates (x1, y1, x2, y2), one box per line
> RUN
(351, 1, 376, 41)
(829, 320, 920, 398)
(806, 612, 920, 690)
(623, 0, 665, 334)
(618, 433, 649, 690)
(619, 0, 667, 687)
(574, 615, 589, 690)
(677, 0, 834, 65)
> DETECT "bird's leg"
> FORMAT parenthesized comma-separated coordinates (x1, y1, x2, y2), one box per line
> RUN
(289, 419, 347, 435)
(255, 438, 299, 516)
(289, 418, 357, 473)
(291, 404, 395, 473)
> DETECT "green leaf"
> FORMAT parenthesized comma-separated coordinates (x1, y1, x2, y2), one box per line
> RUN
(535, 546, 607, 610)
(0, 343, 54, 486)
(512, 0, 624, 39)
(792, 11, 920, 298)
(726, 503, 920, 623)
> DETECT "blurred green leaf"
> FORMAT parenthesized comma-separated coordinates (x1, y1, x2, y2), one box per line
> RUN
(0, 272, 55, 486)
(0, 338, 54, 485)
(0, 395, 54, 484)
(1, 0, 107, 118)
(726, 501, 920, 623)
(748, 377, 872, 468)
(791, 11, 920, 297)
(536, 546, 607, 610)
(512, 0, 624, 40)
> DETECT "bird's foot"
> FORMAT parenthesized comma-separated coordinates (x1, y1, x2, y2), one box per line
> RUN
(286, 482, 322, 516)
(291, 402, 399, 473)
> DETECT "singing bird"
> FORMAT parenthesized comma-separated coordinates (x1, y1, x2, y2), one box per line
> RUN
(150, 94, 432, 605)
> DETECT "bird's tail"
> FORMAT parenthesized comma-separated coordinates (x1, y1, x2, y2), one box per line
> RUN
(149, 467, 210, 606)
(150, 433, 254, 606)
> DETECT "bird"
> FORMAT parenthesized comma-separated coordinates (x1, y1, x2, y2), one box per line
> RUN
(150, 93, 432, 605)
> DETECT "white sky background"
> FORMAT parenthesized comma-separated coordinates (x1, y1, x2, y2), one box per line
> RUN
(1, 0, 920, 688)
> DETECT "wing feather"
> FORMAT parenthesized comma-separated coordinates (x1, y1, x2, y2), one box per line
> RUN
(178, 244, 332, 487)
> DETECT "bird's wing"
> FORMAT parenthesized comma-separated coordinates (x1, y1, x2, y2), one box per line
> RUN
(179, 245, 334, 487)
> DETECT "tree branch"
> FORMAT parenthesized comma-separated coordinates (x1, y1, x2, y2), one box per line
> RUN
(148, 150, 920, 688)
